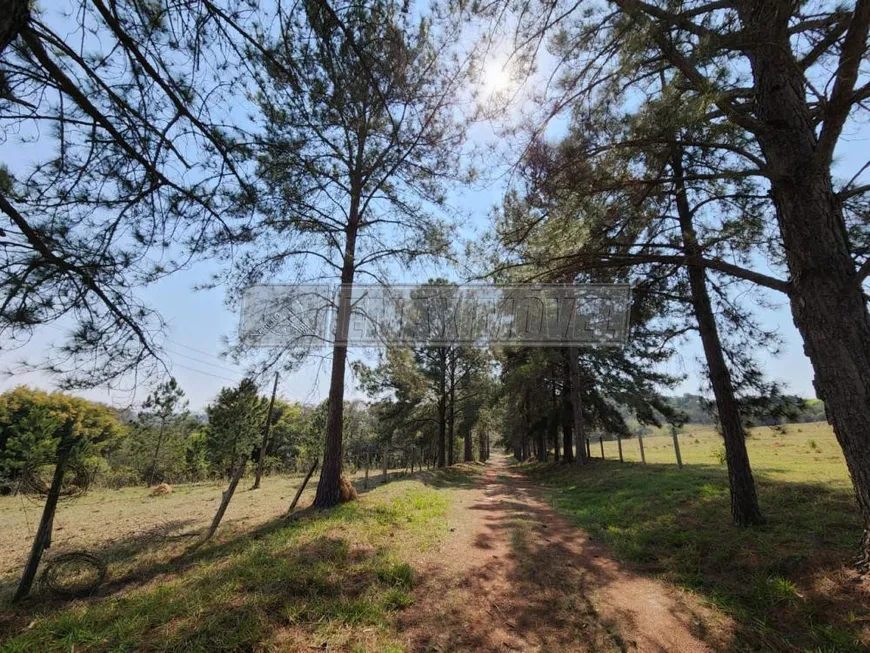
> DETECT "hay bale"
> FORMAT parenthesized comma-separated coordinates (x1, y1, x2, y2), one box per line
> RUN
(338, 476, 358, 503)
(149, 483, 172, 496)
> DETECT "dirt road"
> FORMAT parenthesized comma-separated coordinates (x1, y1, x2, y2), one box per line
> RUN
(398, 456, 732, 652)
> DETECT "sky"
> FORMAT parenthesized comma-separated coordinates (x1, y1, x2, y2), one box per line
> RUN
(1, 2, 867, 411)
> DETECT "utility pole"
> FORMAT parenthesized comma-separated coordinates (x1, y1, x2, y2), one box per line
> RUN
(252, 372, 279, 490)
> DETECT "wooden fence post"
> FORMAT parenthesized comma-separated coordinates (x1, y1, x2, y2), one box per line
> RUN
(617, 434, 624, 462)
(638, 432, 646, 464)
(382, 446, 388, 484)
(585, 437, 591, 459)
(288, 458, 318, 514)
(671, 426, 683, 469)
(599, 436, 605, 459)
(14, 420, 76, 602)
(206, 455, 248, 540)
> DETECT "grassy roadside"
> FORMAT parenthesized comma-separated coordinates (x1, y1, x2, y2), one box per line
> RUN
(0, 471, 465, 652)
(0, 463, 418, 595)
(521, 424, 868, 652)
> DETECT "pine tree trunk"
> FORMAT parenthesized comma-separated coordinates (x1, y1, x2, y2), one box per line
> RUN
(551, 380, 560, 461)
(673, 150, 764, 526)
(437, 398, 447, 468)
(313, 220, 358, 508)
(552, 418, 560, 461)
(313, 314, 349, 508)
(567, 348, 587, 464)
(561, 386, 574, 463)
(735, 1, 870, 548)
(437, 348, 447, 467)
(464, 426, 474, 462)
(448, 353, 456, 466)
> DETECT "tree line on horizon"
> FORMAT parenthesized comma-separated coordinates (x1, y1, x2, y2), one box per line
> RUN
(0, 379, 827, 496)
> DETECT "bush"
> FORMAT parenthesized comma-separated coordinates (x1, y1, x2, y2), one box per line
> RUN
(261, 455, 285, 476)
(101, 465, 141, 489)
(71, 455, 111, 490)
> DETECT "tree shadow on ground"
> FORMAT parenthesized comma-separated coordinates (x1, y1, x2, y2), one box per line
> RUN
(3, 528, 419, 651)
(0, 514, 292, 641)
(0, 465, 471, 647)
(0, 518, 198, 604)
(400, 464, 724, 653)
(523, 459, 868, 652)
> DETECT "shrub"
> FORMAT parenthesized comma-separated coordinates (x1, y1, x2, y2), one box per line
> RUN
(101, 465, 141, 489)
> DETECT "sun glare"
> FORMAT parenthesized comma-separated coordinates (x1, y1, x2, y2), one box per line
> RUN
(483, 58, 512, 97)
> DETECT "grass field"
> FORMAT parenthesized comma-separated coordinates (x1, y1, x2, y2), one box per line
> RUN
(1, 423, 866, 651)
(594, 421, 854, 489)
(0, 463, 414, 602)
(0, 466, 474, 652)
(525, 421, 869, 652)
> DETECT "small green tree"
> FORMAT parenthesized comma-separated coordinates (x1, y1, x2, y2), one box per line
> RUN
(0, 386, 125, 491)
(264, 399, 318, 472)
(183, 430, 210, 481)
(205, 379, 266, 478)
(135, 378, 189, 486)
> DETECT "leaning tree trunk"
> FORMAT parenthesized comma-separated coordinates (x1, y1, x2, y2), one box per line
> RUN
(736, 1, 870, 558)
(673, 151, 763, 526)
(252, 371, 279, 490)
(313, 220, 358, 509)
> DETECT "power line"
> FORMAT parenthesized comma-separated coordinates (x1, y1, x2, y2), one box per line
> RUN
(170, 340, 233, 363)
(171, 363, 241, 384)
(39, 322, 246, 385)
(165, 348, 243, 376)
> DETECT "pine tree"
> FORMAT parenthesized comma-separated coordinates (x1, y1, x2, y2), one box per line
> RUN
(220, 0, 467, 506)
